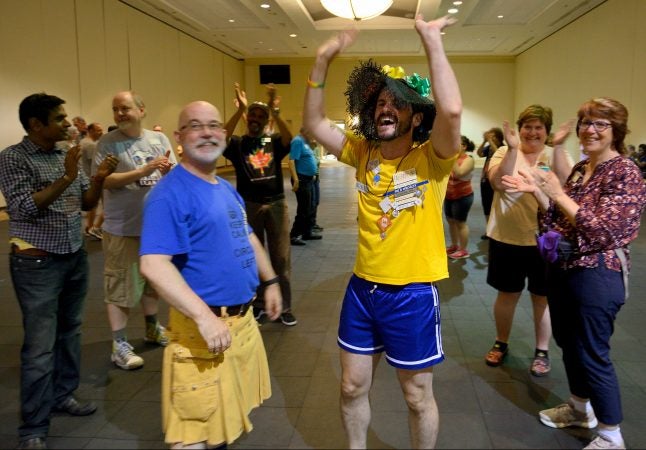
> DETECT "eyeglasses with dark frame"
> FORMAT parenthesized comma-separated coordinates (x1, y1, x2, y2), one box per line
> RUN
(180, 121, 225, 133)
(578, 120, 612, 133)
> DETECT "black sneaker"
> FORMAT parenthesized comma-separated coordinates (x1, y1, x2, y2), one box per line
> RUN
(280, 311, 298, 326)
(302, 233, 322, 240)
(312, 224, 324, 232)
(291, 237, 306, 246)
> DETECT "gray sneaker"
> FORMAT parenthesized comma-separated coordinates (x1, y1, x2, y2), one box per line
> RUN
(584, 435, 625, 450)
(111, 340, 144, 370)
(539, 402, 598, 429)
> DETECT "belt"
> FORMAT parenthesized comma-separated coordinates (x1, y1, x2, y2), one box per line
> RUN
(208, 298, 255, 318)
(10, 245, 49, 256)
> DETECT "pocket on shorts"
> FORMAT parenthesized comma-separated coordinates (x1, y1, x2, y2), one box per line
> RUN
(104, 268, 128, 304)
(171, 346, 221, 421)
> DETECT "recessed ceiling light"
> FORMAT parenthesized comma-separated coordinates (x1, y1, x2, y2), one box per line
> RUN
(260, 3, 270, 9)
(498, 15, 504, 18)
(228, 19, 235, 23)
(289, 33, 297, 37)
(453, 1, 463, 4)
(441, 31, 446, 35)
(448, 8, 458, 14)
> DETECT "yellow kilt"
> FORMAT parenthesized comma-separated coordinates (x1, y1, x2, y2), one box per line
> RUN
(162, 306, 271, 446)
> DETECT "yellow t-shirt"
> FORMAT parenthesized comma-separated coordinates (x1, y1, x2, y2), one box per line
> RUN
(340, 135, 456, 285)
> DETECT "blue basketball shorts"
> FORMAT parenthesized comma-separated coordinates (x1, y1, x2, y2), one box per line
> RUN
(337, 274, 444, 370)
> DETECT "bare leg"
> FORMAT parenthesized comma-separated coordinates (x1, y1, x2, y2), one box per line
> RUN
(492, 291, 522, 342)
(456, 220, 469, 250)
(530, 293, 551, 350)
(447, 218, 458, 248)
(141, 292, 159, 316)
(340, 350, 380, 449)
(397, 367, 438, 449)
(107, 303, 130, 332)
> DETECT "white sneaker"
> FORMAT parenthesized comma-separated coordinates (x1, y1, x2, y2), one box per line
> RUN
(111, 340, 144, 370)
(584, 435, 626, 449)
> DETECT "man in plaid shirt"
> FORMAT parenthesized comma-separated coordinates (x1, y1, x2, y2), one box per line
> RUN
(0, 93, 118, 450)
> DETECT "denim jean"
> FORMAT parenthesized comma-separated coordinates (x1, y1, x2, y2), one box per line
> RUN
(245, 199, 292, 311)
(547, 255, 625, 425)
(10, 249, 89, 440)
(290, 175, 316, 239)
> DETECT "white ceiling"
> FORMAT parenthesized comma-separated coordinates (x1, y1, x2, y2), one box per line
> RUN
(121, 0, 607, 60)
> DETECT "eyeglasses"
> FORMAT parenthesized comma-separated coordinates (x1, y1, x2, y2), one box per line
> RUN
(578, 120, 612, 133)
(180, 121, 225, 133)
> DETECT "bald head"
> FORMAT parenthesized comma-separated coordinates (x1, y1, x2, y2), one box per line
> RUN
(177, 101, 221, 129)
(175, 101, 226, 168)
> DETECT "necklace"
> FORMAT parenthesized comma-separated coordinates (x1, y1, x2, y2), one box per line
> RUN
(364, 144, 412, 198)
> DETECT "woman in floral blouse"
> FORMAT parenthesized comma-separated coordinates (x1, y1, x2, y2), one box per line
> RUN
(503, 97, 646, 450)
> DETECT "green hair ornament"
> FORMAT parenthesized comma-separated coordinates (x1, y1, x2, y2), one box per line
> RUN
(382, 65, 431, 98)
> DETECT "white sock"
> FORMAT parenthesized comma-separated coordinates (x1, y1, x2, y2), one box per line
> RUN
(569, 396, 593, 414)
(598, 426, 623, 443)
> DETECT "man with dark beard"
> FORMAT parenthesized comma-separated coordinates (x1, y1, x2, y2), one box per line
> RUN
(140, 101, 282, 448)
(302, 15, 462, 449)
(223, 84, 297, 326)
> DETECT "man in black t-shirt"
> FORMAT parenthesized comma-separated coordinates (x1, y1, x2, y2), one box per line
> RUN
(224, 83, 297, 326)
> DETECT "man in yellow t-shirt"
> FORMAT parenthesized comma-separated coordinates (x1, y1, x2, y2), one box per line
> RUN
(302, 15, 462, 449)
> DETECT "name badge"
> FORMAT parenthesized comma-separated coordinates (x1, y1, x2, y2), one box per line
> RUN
(356, 181, 369, 193)
(149, 138, 162, 146)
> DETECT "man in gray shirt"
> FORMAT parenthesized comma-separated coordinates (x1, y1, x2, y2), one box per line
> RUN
(94, 90, 176, 370)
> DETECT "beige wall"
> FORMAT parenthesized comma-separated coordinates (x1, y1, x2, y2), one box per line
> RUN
(0, 0, 243, 154)
(515, 0, 646, 159)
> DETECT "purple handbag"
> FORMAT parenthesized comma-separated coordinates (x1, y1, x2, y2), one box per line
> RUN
(536, 230, 573, 263)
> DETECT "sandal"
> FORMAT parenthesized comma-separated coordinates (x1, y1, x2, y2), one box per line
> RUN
(485, 343, 508, 367)
(530, 355, 551, 377)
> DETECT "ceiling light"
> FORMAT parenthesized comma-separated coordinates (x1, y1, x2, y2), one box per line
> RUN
(453, 1, 463, 4)
(289, 33, 297, 37)
(228, 19, 235, 23)
(320, 0, 393, 21)
(497, 15, 504, 18)
(448, 8, 458, 14)
(260, 3, 270, 9)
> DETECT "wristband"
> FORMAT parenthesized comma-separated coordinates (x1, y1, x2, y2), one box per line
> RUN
(260, 276, 280, 289)
(307, 77, 325, 89)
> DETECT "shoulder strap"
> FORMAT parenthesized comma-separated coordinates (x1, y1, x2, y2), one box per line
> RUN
(614, 248, 629, 301)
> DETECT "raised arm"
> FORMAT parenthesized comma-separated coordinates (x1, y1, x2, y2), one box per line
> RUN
(303, 29, 358, 158)
(550, 120, 575, 184)
(415, 15, 462, 159)
(488, 121, 519, 191)
(266, 85, 293, 146)
(225, 83, 247, 141)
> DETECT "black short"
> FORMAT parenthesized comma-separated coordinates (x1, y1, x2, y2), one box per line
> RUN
(487, 238, 547, 295)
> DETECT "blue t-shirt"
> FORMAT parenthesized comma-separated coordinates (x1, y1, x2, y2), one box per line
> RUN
(140, 164, 258, 306)
(289, 135, 318, 176)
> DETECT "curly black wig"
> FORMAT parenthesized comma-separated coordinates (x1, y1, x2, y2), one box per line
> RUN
(344, 59, 436, 143)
